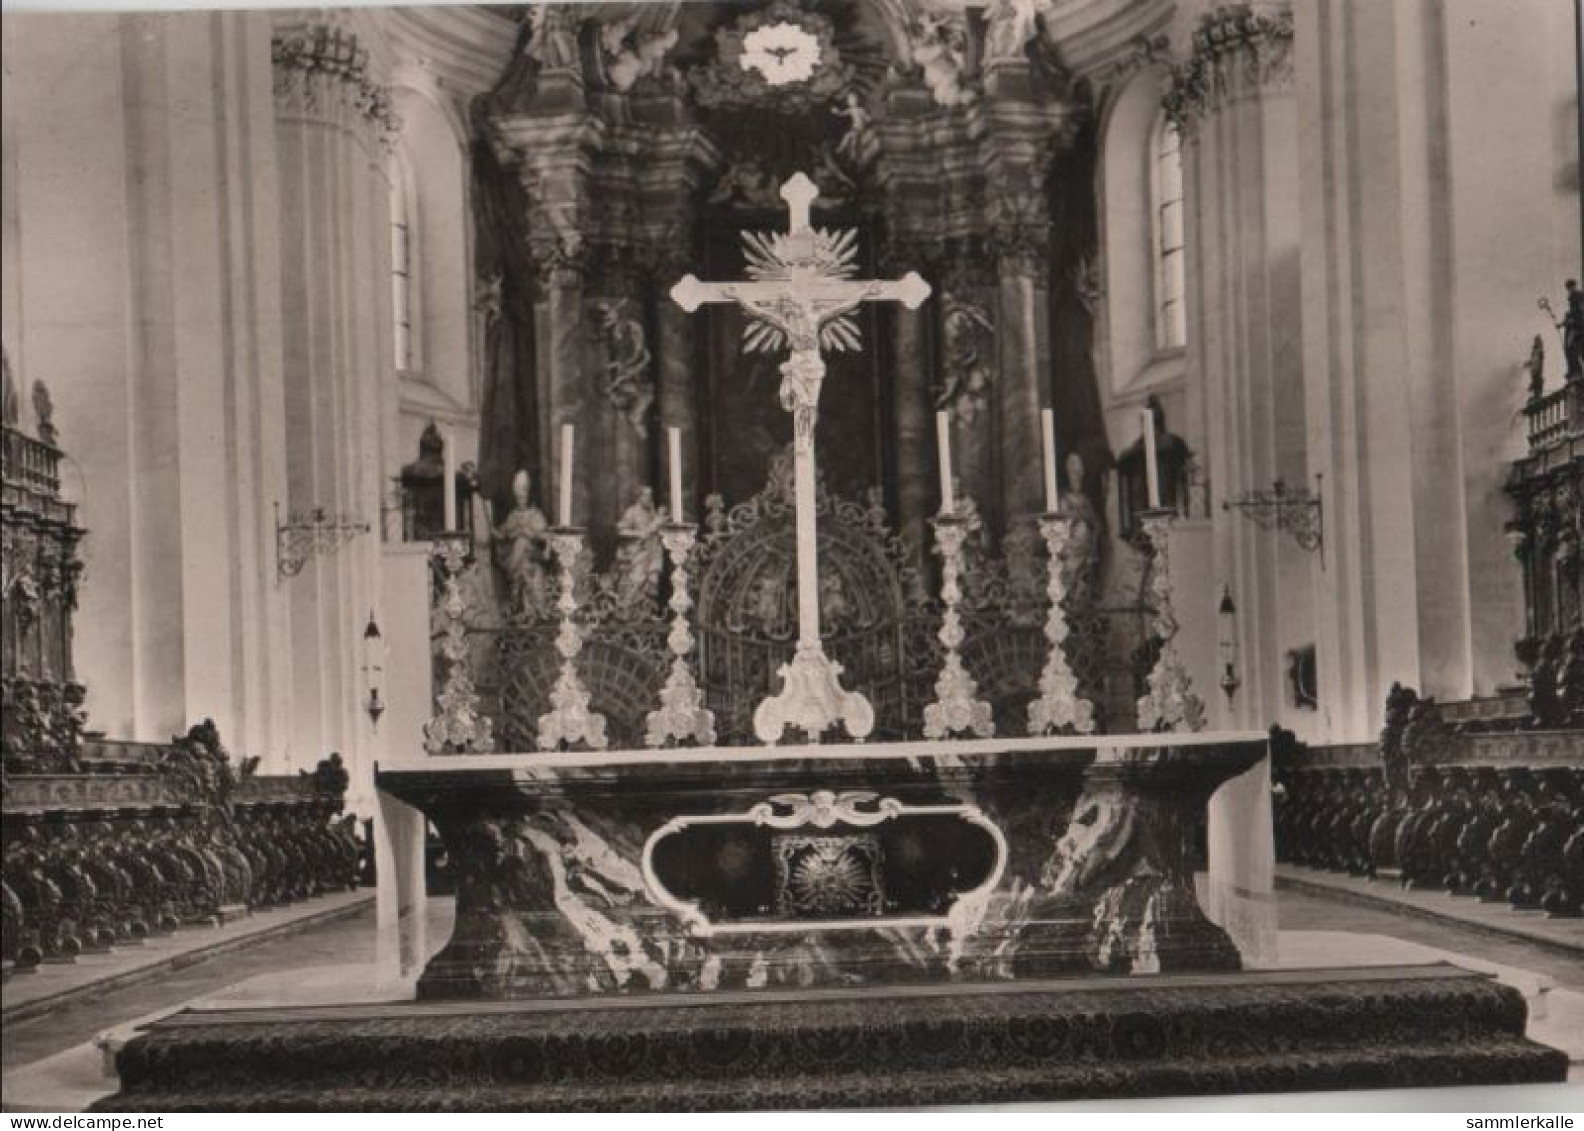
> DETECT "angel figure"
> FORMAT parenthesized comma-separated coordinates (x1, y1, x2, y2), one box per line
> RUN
(937, 297, 995, 422)
(601, 16, 679, 92)
(832, 92, 872, 162)
(593, 300, 654, 436)
(909, 14, 973, 108)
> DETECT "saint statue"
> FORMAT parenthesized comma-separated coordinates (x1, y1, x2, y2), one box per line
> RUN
(1058, 451, 1102, 609)
(612, 486, 667, 612)
(982, 0, 1039, 65)
(492, 470, 550, 617)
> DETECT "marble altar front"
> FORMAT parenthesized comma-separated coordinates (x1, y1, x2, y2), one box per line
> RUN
(375, 732, 1267, 999)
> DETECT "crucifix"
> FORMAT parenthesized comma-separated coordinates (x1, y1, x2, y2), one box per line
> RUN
(671, 173, 931, 743)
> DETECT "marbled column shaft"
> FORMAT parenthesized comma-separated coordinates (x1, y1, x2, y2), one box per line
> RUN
(893, 301, 933, 563)
(995, 265, 1051, 535)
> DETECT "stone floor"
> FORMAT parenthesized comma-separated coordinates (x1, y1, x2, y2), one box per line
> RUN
(3, 885, 1580, 1111)
(1276, 864, 1584, 961)
(1, 891, 373, 1024)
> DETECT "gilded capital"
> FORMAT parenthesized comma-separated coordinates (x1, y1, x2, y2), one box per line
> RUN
(272, 23, 400, 146)
(1161, 3, 1294, 137)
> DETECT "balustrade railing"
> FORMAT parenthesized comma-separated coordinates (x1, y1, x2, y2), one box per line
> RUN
(1, 423, 63, 501)
(1524, 381, 1581, 452)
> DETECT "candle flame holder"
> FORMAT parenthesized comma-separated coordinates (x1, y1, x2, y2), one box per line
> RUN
(1027, 513, 1096, 736)
(1136, 508, 1206, 734)
(923, 513, 995, 739)
(644, 523, 717, 747)
(537, 527, 609, 751)
(422, 534, 495, 754)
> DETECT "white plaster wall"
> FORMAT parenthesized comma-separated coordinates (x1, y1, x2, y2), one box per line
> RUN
(1297, 0, 1580, 739)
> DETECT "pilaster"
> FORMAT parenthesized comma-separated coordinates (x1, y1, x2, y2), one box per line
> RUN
(273, 14, 395, 790)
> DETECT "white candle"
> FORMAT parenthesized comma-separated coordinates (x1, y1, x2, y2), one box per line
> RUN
(668, 426, 684, 522)
(936, 411, 955, 515)
(1040, 408, 1059, 513)
(1141, 406, 1161, 509)
(441, 426, 458, 532)
(558, 422, 574, 527)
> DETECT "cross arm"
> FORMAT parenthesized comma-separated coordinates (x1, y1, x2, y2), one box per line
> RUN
(670, 272, 932, 314)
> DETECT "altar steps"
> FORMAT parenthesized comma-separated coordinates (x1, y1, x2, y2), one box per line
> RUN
(96, 964, 1567, 1111)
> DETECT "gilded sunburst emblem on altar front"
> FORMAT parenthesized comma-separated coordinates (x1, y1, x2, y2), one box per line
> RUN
(785, 841, 877, 915)
(739, 21, 822, 86)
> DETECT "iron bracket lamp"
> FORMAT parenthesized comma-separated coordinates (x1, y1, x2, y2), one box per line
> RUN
(275, 501, 371, 582)
(1222, 473, 1325, 566)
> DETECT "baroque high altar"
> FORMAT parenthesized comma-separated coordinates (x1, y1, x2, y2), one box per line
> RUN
(94, 2, 1569, 1111)
(472, 0, 1107, 569)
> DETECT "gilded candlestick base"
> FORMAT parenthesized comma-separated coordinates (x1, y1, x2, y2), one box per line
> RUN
(923, 514, 995, 740)
(423, 534, 495, 755)
(1027, 513, 1096, 736)
(645, 524, 716, 748)
(537, 528, 609, 752)
(1136, 509, 1206, 733)
(753, 645, 875, 745)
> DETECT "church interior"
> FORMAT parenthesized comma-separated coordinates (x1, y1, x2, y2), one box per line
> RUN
(2, 0, 1582, 1112)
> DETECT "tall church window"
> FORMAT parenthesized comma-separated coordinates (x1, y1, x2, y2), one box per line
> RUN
(390, 169, 414, 372)
(1152, 115, 1186, 351)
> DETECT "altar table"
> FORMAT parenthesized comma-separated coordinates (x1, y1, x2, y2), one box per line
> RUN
(375, 732, 1269, 999)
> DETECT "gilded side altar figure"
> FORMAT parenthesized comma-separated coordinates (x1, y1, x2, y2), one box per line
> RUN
(493, 470, 550, 617)
(612, 486, 667, 612)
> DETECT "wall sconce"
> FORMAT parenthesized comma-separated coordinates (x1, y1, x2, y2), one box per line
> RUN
(362, 610, 386, 729)
(1222, 473, 1325, 566)
(1217, 585, 1241, 702)
(276, 501, 371, 582)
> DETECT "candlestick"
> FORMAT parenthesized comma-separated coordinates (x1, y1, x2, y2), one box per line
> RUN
(1136, 509, 1206, 733)
(644, 523, 716, 748)
(1141, 407, 1161, 509)
(936, 411, 955, 515)
(1027, 513, 1096, 736)
(922, 514, 995, 739)
(442, 427, 458, 532)
(558, 423, 574, 528)
(668, 426, 684, 522)
(537, 528, 609, 751)
(422, 534, 494, 754)
(1041, 408, 1059, 513)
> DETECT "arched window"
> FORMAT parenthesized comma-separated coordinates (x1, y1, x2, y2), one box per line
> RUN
(389, 161, 415, 372)
(1151, 114, 1186, 351)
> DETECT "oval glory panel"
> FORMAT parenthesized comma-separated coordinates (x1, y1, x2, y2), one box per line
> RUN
(641, 791, 1006, 935)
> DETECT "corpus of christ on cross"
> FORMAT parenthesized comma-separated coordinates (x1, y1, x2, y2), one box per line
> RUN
(670, 173, 931, 744)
